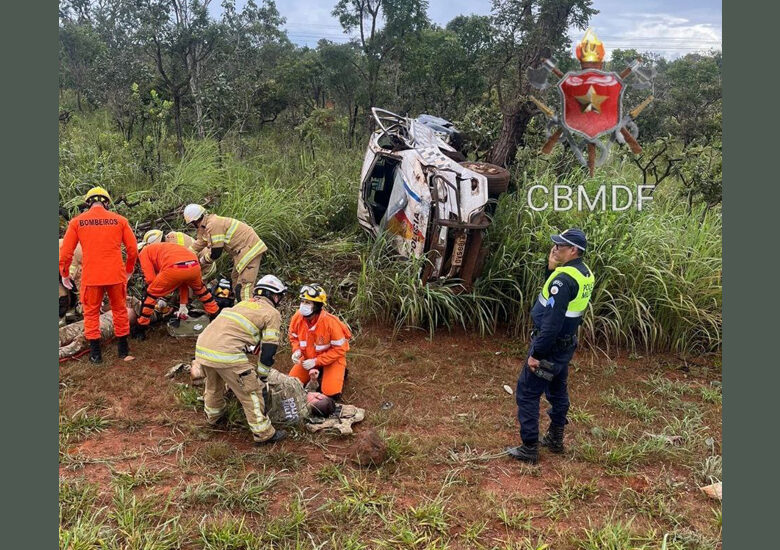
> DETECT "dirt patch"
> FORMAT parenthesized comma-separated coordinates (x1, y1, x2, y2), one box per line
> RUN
(59, 323, 722, 548)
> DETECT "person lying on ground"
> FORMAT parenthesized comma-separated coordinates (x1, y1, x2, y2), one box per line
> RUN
(188, 363, 364, 433)
(59, 301, 138, 360)
(288, 284, 352, 400)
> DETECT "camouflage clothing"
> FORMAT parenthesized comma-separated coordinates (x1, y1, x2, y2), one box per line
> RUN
(264, 369, 318, 427)
(59, 311, 114, 359)
(305, 405, 365, 435)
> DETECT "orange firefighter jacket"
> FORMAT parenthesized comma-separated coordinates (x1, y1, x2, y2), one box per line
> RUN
(60, 205, 137, 286)
(138, 242, 199, 284)
(288, 310, 352, 367)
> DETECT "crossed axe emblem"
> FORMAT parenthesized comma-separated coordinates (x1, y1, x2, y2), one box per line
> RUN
(527, 53, 656, 175)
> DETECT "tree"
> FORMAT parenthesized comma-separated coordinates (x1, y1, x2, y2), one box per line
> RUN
(332, 0, 430, 125)
(138, 0, 219, 153)
(317, 41, 363, 144)
(657, 52, 722, 147)
(486, 0, 597, 167)
(59, 20, 104, 111)
(204, 0, 291, 140)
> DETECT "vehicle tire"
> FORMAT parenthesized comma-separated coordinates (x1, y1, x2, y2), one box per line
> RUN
(440, 148, 467, 163)
(460, 161, 510, 197)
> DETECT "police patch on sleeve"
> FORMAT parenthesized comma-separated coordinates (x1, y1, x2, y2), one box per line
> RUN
(550, 285, 559, 295)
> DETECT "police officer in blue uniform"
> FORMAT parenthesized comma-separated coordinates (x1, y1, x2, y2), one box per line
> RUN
(507, 228, 595, 464)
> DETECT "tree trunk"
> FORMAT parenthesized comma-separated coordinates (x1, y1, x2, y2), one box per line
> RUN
(487, 107, 533, 168)
(187, 50, 206, 139)
(348, 103, 358, 147)
(173, 94, 185, 157)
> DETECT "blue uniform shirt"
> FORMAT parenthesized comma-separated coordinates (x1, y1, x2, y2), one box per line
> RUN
(530, 257, 591, 360)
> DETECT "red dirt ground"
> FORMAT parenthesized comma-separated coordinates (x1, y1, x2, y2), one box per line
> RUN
(59, 323, 722, 548)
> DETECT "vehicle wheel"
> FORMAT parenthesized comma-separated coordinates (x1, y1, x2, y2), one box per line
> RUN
(460, 161, 510, 197)
(440, 148, 467, 163)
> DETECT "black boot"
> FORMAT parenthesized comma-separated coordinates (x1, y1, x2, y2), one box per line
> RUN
(506, 442, 539, 464)
(117, 336, 130, 359)
(131, 324, 147, 341)
(88, 339, 103, 364)
(540, 424, 565, 454)
(254, 429, 287, 446)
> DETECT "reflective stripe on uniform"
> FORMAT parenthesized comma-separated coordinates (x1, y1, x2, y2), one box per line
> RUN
(261, 328, 280, 344)
(174, 233, 186, 246)
(195, 346, 247, 364)
(204, 405, 225, 418)
(330, 338, 345, 346)
(315, 343, 331, 352)
(247, 392, 272, 434)
(299, 340, 307, 348)
(220, 310, 260, 339)
(235, 240, 268, 273)
(290, 332, 298, 338)
(538, 293, 548, 307)
(565, 310, 584, 318)
(256, 363, 270, 377)
(210, 233, 226, 244)
(224, 219, 240, 245)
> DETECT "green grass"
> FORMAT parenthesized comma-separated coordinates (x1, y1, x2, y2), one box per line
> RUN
(109, 487, 184, 550)
(174, 384, 202, 410)
(199, 515, 262, 549)
(577, 430, 679, 473)
(59, 111, 721, 355)
(573, 518, 687, 550)
(602, 389, 660, 422)
(181, 470, 282, 514)
(497, 507, 534, 530)
(111, 465, 170, 491)
(59, 477, 100, 527)
(544, 476, 599, 519)
(59, 407, 111, 442)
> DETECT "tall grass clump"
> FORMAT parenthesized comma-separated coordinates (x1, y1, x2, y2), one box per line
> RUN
(481, 166, 721, 354)
(59, 110, 721, 353)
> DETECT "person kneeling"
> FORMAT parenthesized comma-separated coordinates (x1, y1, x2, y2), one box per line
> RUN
(287, 284, 352, 400)
(193, 275, 288, 445)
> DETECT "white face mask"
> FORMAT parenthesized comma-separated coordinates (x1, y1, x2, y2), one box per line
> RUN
(299, 302, 314, 317)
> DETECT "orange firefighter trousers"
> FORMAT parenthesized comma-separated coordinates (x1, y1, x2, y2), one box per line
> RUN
(289, 360, 346, 397)
(82, 283, 129, 340)
(138, 264, 218, 325)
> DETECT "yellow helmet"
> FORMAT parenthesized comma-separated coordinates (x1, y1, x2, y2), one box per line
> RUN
(84, 186, 111, 204)
(299, 283, 327, 304)
(138, 229, 164, 251)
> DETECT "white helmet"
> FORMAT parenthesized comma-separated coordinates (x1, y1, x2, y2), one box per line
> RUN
(253, 274, 288, 296)
(138, 229, 163, 250)
(183, 204, 206, 224)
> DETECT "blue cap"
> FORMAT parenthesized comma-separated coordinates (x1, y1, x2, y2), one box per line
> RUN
(551, 228, 587, 251)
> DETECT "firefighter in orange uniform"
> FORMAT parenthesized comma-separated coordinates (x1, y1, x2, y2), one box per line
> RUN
(135, 240, 220, 338)
(59, 187, 138, 363)
(288, 284, 352, 399)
